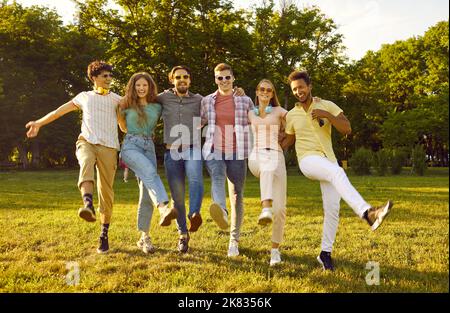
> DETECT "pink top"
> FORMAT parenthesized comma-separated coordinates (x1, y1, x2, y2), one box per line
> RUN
(214, 93, 237, 153)
(249, 106, 288, 151)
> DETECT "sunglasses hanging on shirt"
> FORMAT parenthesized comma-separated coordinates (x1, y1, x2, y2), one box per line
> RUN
(253, 105, 273, 116)
(94, 86, 109, 95)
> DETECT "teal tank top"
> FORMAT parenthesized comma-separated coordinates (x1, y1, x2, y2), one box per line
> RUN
(124, 103, 161, 137)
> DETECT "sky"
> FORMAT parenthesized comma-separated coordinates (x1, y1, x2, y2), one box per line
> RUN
(15, 0, 449, 61)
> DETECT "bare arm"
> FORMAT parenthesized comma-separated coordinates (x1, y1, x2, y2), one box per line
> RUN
(25, 101, 78, 138)
(311, 110, 352, 135)
(116, 101, 127, 133)
(278, 112, 287, 144)
(280, 133, 295, 150)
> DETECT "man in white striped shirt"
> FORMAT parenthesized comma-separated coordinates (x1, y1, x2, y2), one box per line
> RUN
(25, 60, 126, 254)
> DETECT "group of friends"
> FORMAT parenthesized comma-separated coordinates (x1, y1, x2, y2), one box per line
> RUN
(25, 60, 393, 270)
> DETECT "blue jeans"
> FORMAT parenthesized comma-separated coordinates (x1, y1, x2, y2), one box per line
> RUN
(205, 153, 247, 242)
(120, 134, 169, 231)
(164, 147, 204, 234)
(136, 178, 154, 232)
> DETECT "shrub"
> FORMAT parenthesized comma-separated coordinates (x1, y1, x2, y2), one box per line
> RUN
(349, 147, 373, 175)
(412, 144, 427, 176)
(390, 148, 407, 174)
(373, 149, 390, 176)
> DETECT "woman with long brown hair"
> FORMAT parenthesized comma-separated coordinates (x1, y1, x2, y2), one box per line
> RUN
(248, 79, 288, 266)
(120, 72, 177, 254)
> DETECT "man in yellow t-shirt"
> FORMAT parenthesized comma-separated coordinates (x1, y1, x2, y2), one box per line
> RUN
(281, 70, 393, 271)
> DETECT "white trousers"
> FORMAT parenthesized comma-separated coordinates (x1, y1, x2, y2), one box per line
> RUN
(299, 155, 371, 252)
(248, 149, 287, 244)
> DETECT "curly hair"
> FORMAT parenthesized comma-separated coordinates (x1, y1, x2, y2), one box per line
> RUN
(87, 60, 113, 82)
(287, 70, 311, 85)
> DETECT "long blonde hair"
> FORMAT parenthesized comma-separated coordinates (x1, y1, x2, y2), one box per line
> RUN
(255, 79, 281, 107)
(121, 72, 158, 126)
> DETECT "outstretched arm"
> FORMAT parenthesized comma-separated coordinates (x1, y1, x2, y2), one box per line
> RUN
(25, 101, 78, 138)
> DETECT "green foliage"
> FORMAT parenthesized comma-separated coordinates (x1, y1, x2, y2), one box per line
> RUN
(349, 147, 373, 175)
(0, 2, 107, 168)
(389, 148, 407, 175)
(373, 149, 390, 176)
(412, 144, 427, 176)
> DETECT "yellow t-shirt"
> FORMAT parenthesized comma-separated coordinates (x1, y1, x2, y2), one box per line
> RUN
(285, 99, 343, 163)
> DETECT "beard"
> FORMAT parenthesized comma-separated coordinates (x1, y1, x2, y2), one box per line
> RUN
(175, 84, 188, 95)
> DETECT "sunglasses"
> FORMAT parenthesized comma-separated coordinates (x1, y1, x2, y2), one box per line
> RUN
(174, 74, 190, 80)
(258, 87, 273, 93)
(216, 75, 232, 81)
(101, 73, 114, 78)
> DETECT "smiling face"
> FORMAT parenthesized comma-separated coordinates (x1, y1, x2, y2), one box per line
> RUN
(92, 70, 113, 89)
(135, 77, 149, 100)
(171, 69, 191, 95)
(290, 78, 312, 104)
(214, 69, 234, 93)
(256, 81, 274, 106)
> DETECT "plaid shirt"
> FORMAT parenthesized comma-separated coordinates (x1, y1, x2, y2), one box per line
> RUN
(201, 91, 254, 160)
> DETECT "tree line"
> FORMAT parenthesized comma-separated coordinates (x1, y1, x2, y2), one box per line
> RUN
(0, 0, 448, 169)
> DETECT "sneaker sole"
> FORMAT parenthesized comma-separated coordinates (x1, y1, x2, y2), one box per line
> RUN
(78, 208, 96, 222)
(258, 216, 273, 226)
(96, 249, 108, 254)
(316, 255, 326, 270)
(371, 200, 393, 231)
(159, 209, 178, 227)
(210, 203, 228, 230)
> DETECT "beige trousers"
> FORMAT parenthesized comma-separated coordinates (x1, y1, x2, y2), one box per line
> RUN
(75, 138, 117, 224)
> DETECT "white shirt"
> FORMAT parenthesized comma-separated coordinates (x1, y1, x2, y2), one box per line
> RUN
(72, 91, 121, 150)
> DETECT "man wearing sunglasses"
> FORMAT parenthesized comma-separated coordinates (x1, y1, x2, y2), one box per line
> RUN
(25, 60, 126, 254)
(201, 63, 254, 258)
(157, 65, 204, 253)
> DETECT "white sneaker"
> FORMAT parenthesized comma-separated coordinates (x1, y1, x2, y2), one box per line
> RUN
(258, 208, 273, 226)
(137, 235, 155, 254)
(227, 240, 239, 257)
(270, 248, 281, 266)
(209, 202, 229, 230)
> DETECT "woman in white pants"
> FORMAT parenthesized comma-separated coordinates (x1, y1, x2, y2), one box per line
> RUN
(248, 79, 288, 266)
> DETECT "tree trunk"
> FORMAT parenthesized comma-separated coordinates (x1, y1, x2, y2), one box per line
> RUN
(16, 142, 29, 169)
(31, 141, 40, 168)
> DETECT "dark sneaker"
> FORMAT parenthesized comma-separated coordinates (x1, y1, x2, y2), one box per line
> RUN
(365, 200, 393, 231)
(159, 205, 178, 227)
(209, 202, 228, 230)
(317, 251, 334, 271)
(78, 206, 96, 222)
(97, 235, 109, 254)
(189, 213, 203, 232)
(177, 235, 190, 253)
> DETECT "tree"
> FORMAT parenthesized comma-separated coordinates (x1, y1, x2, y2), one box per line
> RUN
(0, 2, 107, 168)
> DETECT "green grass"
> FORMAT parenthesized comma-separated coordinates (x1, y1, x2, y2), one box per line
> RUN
(0, 167, 448, 292)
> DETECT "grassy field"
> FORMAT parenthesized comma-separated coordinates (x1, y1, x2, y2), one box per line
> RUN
(0, 167, 448, 293)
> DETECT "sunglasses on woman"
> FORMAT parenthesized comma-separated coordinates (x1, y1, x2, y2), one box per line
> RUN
(258, 87, 273, 93)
